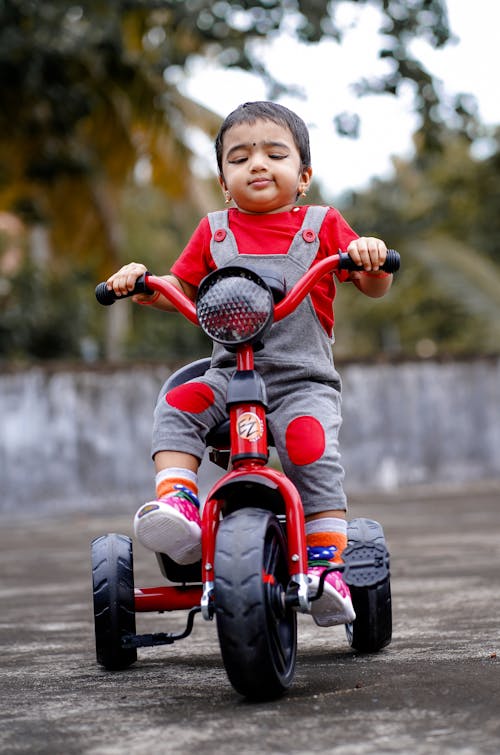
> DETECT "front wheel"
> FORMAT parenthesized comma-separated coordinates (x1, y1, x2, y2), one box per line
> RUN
(214, 508, 297, 700)
(345, 518, 392, 653)
(91, 533, 137, 670)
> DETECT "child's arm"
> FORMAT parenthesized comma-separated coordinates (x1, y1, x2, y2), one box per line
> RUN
(106, 263, 197, 311)
(346, 237, 393, 299)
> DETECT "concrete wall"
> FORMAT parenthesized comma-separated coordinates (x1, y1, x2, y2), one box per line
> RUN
(1, 358, 499, 512)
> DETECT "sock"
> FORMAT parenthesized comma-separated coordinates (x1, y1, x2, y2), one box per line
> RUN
(155, 467, 199, 502)
(306, 517, 347, 567)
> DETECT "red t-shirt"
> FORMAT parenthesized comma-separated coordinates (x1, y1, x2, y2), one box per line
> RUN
(171, 205, 358, 335)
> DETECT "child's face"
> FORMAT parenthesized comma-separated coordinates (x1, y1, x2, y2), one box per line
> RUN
(218, 118, 312, 214)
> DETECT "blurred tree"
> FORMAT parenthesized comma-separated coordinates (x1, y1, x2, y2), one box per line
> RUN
(0, 258, 94, 361)
(0, 0, 454, 270)
(0, 0, 485, 363)
(0, 1, 222, 275)
(334, 126, 500, 358)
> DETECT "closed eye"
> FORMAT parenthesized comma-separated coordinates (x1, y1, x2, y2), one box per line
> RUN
(228, 153, 287, 164)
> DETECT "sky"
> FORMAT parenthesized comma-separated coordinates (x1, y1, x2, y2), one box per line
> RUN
(180, 0, 500, 198)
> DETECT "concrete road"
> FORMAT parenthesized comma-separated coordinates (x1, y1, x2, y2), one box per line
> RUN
(1, 486, 499, 755)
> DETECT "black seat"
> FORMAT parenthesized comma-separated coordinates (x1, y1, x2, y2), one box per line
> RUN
(164, 357, 212, 391)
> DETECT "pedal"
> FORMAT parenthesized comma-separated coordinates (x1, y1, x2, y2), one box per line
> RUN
(342, 541, 390, 588)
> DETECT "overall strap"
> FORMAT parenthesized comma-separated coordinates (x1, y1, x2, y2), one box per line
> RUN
(286, 205, 330, 271)
(207, 210, 239, 267)
(208, 205, 329, 270)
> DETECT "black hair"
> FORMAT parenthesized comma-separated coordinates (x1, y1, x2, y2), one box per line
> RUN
(215, 101, 311, 176)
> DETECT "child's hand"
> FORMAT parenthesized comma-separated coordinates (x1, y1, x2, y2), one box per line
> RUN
(106, 262, 148, 298)
(347, 237, 387, 272)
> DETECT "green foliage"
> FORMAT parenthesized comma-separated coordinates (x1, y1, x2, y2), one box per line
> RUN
(0, 0, 221, 273)
(2, 0, 497, 363)
(125, 303, 212, 364)
(0, 259, 98, 362)
(0, 0, 454, 262)
(108, 184, 216, 363)
(334, 128, 500, 358)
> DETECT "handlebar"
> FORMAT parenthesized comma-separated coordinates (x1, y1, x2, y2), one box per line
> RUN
(274, 249, 399, 322)
(95, 275, 152, 306)
(95, 250, 400, 325)
(95, 273, 199, 324)
(338, 248, 400, 273)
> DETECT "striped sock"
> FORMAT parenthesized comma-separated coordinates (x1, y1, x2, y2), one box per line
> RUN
(306, 517, 348, 566)
(155, 467, 199, 502)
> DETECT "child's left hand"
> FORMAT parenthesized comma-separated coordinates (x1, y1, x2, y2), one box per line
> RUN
(347, 237, 387, 272)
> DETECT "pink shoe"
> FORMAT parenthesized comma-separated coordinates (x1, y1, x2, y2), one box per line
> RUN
(133, 486, 201, 564)
(308, 566, 356, 627)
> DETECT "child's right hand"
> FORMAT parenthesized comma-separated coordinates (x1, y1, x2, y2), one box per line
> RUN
(106, 262, 149, 299)
(106, 264, 196, 311)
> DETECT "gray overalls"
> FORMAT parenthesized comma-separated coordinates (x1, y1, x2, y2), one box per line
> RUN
(152, 206, 347, 514)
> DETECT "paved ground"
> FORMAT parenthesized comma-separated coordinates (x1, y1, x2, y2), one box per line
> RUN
(1, 486, 499, 755)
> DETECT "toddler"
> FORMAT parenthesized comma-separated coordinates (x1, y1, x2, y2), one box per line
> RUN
(107, 101, 392, 626)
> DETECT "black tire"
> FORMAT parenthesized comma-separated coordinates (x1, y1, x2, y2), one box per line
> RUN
(214, 508, 297, 700)
(345, 518, 392, 653)
(91, 533, 137, 670)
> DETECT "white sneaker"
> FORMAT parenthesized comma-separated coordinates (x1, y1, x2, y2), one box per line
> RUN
(308, 566, 356, 627)
(133, 489, 202, 564)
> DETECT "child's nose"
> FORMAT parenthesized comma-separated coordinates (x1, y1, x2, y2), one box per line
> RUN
(248, 150, 268, 171)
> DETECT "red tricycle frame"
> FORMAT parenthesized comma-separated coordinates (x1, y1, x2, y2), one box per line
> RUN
(132, 254, 352, 619)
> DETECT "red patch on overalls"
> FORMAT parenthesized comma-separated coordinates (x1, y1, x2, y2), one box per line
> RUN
(285, 416, 326, 465)
(166, 382, 215, 413)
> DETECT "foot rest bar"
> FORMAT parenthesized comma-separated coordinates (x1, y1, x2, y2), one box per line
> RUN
(122, 607, 201, 648)
(134, 585, 202, 612)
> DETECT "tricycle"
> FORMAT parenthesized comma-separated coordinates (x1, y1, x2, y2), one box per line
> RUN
(91, 249, 398, 700)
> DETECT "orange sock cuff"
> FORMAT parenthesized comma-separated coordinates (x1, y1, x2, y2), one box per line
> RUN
(306, 531, 347, 564)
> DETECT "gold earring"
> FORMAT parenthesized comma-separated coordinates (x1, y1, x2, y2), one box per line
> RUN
(224, 192, 231, 204)
(300, 190, 307, 198)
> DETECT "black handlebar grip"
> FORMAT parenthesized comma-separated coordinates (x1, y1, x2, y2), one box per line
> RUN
(95, 273, 152, 306)
(339, 249, 400, 274)
(95, 282, 118, 306)
(382, 249, 400, 273)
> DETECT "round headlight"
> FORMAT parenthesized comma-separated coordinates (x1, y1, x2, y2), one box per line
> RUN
(196, 266, 274, 347)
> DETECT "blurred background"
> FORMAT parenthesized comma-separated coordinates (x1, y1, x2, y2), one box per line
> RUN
(1, 0, 499, 508)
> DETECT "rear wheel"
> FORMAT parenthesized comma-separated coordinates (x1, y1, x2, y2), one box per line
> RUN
(345, 518, 392, 653)
(214, 508, 297, 700)
(91, 533, 137, 670)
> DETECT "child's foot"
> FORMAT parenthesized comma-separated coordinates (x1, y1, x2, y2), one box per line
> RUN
(307, 566, 356, 627)
(133, 486, 202, 564)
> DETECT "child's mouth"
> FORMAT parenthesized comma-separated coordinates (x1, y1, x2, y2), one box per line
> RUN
(249, 178, 272, 189)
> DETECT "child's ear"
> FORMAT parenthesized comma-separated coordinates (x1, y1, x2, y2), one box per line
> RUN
(301, 166, 313, 192)
(298, 167, 313, 198)
(219, 174, 232, 204)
